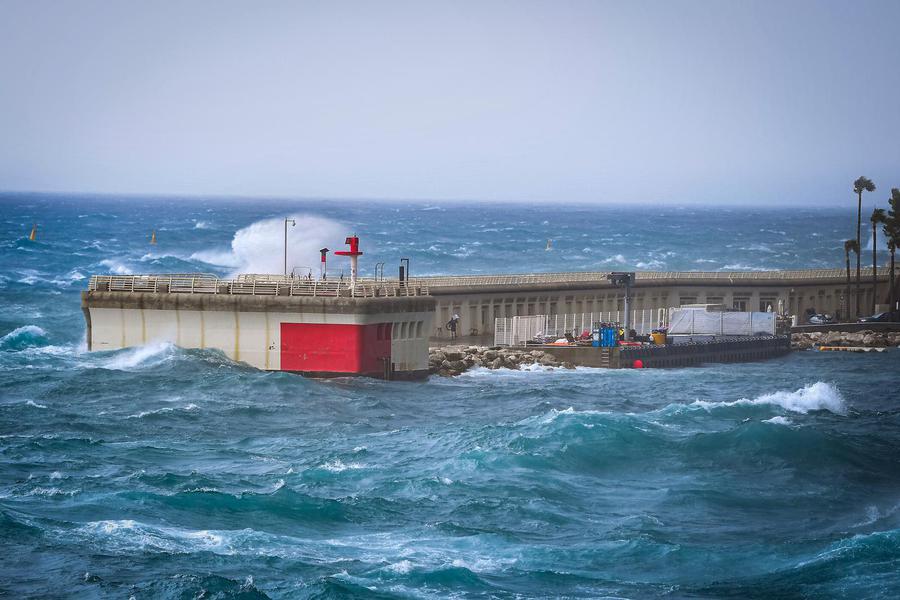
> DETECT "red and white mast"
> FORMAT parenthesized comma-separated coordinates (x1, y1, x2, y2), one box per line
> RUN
(334, 235, 363, 290)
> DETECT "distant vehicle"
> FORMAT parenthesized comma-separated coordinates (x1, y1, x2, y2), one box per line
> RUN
(857, 311, 900, 323)
(807, 313, 835, 325)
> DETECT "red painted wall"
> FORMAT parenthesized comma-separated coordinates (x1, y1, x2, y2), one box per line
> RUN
(280, 322, 391, 375)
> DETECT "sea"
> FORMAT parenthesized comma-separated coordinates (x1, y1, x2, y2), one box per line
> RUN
(1, 193, 898, 599)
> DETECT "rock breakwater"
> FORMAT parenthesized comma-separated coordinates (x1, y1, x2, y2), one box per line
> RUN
(791, 330, 900, 350)
(428, 345, 574, 376)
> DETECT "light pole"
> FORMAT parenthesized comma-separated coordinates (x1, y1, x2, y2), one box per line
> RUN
(284, 218, 296, 276)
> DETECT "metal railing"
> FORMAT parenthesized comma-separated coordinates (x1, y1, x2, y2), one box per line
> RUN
(494, 310, 670, 345)
(420, 267, 887, 289)
(87, 274, 430, 298)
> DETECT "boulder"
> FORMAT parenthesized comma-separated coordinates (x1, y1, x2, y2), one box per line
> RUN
(450, 360, 467, 372)
(444, 349, 465, 361)
(483, 350, 498, 361)
(490, 358, 503, 369)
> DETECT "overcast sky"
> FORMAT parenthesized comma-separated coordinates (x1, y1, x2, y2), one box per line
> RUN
(1, 0, 898, 205)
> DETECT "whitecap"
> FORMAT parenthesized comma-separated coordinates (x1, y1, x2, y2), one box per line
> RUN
(25, 400, 48, 409)
(320, 460, 365, 473)
(385, 559, 414, 574)
(762, 416, 792, 426)
(103, 342, 175, 370)
(692, 382, 846, 415)
(126, 403, 198, 419)
(0, 325, 48, 349)
(99, 259, 132, 275)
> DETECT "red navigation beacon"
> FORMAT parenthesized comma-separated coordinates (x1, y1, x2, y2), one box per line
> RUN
(334, 236, 363, 287)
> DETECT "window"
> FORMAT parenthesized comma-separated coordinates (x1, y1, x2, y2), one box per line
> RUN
(401, 322, 408, 339)
(733, 297, 749, 311)
(416, 321, 423, 338)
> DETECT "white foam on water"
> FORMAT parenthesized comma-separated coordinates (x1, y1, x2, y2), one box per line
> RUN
(385, 559, 414, 574)
(636, 259, 665, 270)
(126, 403, 198, 419)
(320, 460, 365, 473)
(104, 341, 175, 370)
(692, 382, 847, 415)
(192, 214, 347, 277)
(25, 400, 47, 409)
(78, 519, 228, 554)
(455, 363, 610, 379)
(99, 258, 132, 275)
(762, 416, 793, 426)
(1, 324, 46, 340)
(721, 263, 775, 272)
(194, 220, 210, 229)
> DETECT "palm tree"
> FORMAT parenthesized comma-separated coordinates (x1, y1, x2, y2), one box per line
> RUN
(888, 238, 897, 309)
(886, 188, 900, 309)
(843, 239, 859, 321)
(870, 208, 886, 313)
(853, 176, 876, 315)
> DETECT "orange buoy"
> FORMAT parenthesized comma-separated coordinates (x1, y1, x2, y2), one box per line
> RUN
(633, 359, 644, 369)
(28, 224, 36, 241)
(150, 230, 157, 245)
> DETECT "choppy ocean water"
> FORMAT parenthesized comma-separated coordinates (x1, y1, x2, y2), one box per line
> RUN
(1, 193, 899, 598)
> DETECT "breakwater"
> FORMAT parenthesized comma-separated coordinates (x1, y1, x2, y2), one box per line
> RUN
(792, 329, 900, 350)
(424, 268, 895, 340)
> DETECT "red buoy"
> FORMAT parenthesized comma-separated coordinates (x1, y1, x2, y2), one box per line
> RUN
(633, 359, 644, 369)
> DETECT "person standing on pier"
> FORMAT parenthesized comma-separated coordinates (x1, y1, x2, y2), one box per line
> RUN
(448, 314, 460, 340)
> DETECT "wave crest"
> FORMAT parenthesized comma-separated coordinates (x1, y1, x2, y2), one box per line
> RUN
(0, 325, 49, 350)
(193, 214, 347, 277)
(692, 382, 847, 415)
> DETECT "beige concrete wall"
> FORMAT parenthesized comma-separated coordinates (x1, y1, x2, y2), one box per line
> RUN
(88, 306, 433, 372)
(390, 317, 432, 372)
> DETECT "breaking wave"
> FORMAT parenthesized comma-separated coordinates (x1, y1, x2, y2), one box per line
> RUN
(0, 325, 49, 350)
(691, 382, 847, 415)
(191, 214, 347, 277)
(102, 342, 178, 370)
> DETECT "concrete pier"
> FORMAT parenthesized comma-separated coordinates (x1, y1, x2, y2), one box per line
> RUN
(421, 267, 895, 339)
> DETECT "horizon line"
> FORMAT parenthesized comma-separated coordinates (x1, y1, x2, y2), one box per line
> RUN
(0, 188, 870, 210)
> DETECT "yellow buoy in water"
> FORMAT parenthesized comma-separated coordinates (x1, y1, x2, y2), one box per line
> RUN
(29, 224, 36, 241)
(150, 230, 157, 245)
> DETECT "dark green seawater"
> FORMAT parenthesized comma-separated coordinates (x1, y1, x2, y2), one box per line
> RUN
(1, 194, 899, 598)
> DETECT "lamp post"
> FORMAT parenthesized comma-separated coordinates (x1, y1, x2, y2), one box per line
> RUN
(284, 218, 296, 276)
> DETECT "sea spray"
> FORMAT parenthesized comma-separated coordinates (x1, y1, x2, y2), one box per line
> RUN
(691, 381, 847, 415)
(191, 214, 348, 277)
